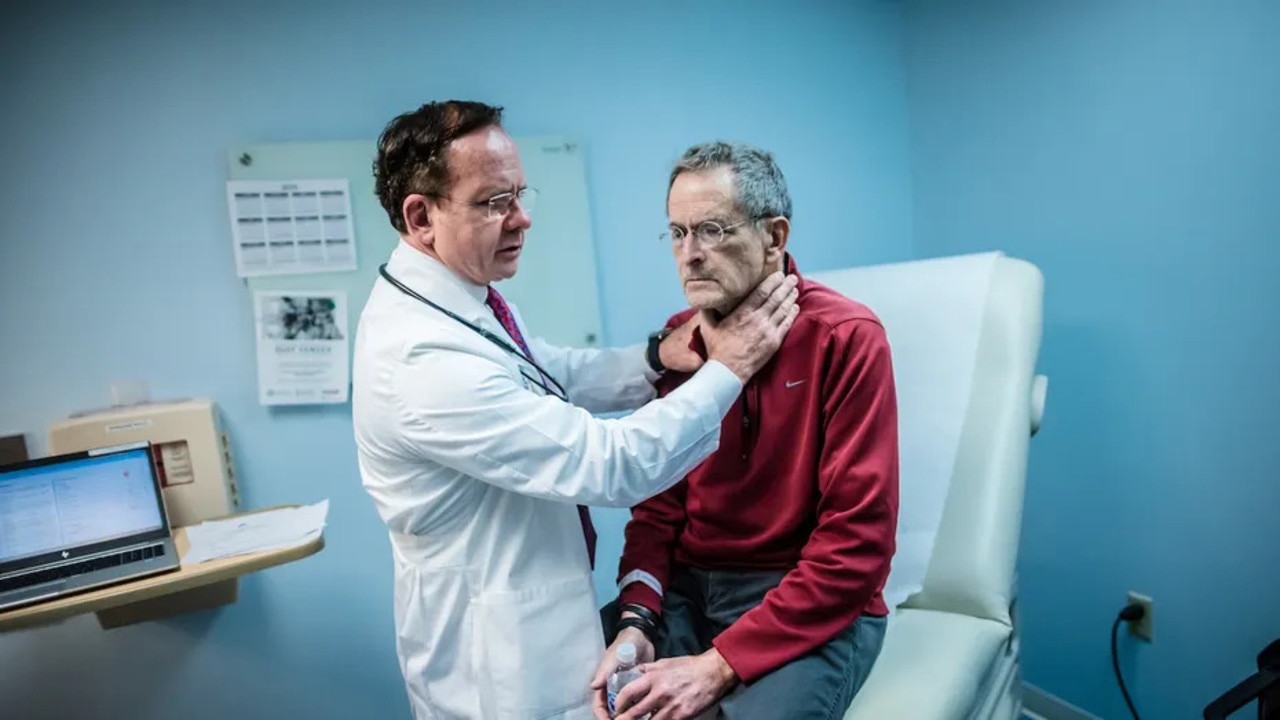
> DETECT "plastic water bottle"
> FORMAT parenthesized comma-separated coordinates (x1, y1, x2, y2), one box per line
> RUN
(607, 641, 644, 718)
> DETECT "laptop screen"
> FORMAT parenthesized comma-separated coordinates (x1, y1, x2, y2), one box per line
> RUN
(0, 445, 167, 567)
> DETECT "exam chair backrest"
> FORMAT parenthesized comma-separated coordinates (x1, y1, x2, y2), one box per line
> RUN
(814, 254, 1045, 627)
(906, 255, 1044, 625)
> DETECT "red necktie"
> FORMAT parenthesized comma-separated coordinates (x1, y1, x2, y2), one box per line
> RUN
(485, 287, 598, 568)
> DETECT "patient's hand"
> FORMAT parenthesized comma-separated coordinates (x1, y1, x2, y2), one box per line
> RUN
(610, 649, 738, 720)
(591, 626, 655, 720)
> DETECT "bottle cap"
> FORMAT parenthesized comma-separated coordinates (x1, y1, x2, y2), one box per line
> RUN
(616, 641, 637, 665)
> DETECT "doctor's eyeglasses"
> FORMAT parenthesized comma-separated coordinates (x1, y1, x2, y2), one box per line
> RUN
(473, 187, 538, 220)
(428, 187, 539, 221)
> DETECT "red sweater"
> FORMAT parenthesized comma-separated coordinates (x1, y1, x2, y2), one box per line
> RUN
(616, 256, 900, 684)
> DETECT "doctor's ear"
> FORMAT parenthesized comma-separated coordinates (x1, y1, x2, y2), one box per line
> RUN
(401, 194, 434, 236)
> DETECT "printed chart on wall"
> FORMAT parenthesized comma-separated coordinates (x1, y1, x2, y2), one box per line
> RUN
(227, 179, 357, 277)
(225, 136, 604, 365)
(253, 290, 350, 405)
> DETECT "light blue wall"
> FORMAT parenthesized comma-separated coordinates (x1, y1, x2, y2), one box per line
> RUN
(0, 1, 914, 717)
(903, 1, 1280, 718)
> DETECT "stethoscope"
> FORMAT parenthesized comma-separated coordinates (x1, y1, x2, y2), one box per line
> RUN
(378, 264, 569, 401)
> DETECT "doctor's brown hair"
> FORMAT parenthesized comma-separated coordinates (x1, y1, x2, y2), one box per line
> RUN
(373, 100, 505, 234)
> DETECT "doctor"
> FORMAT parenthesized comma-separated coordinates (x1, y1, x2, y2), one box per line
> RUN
(352, 99, 800, 720)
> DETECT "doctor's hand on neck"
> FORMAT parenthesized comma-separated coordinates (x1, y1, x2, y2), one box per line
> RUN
(700, 271, 800, 384)
(657, 314, 704, 374)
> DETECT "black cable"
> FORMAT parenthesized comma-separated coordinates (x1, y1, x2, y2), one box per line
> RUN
(1112, 604, 1145, 720)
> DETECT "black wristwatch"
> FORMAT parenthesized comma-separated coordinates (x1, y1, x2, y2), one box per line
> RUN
(645, 328, 673, 374)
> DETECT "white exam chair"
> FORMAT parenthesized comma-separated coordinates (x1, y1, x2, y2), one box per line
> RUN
(810, 253, 1046, 720)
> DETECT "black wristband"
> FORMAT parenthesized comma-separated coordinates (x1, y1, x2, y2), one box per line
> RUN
(620, 602, 663, 630)
(616, 615, 658, 642)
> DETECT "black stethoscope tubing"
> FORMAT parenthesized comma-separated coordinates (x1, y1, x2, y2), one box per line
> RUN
(378, 264, 569, 401)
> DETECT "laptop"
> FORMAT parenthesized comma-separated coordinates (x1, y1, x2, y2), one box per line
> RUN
(0, 441, 180, 612)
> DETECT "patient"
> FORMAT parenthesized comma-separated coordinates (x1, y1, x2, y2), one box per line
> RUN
(592, 142, 901, 720)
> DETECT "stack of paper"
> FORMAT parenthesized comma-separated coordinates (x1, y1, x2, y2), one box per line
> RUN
(182, 499, 328, 566)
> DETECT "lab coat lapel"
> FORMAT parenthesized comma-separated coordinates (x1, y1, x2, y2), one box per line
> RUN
(386, 242, 488, 316)
(384, 242, 550, 396)
(384, 242, 515, 350)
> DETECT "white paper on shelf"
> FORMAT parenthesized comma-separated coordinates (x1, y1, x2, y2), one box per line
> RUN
(181, 499, 328, 565)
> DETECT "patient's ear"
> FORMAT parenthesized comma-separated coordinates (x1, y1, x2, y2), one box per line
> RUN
(763, 216, 790, 265)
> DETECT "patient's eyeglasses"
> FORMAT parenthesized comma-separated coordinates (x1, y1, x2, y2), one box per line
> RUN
(660, 218, 758, 248)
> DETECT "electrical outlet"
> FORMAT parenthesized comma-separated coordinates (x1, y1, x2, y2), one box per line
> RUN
(1127, 591, 1154, 642)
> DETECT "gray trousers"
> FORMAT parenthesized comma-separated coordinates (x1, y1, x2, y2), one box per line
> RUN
(602, 566, 887, 720)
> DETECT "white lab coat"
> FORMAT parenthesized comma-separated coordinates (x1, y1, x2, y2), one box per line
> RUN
(352, 242, 742, 720)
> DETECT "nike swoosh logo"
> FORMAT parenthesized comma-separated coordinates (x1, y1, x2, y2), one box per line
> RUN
(785, 380, 806, 388)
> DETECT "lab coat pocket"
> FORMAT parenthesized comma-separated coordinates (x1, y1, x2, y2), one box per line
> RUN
(473, 573, 602, 719)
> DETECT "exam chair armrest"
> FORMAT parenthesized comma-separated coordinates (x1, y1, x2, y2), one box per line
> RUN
(1030, 374, 1048, 437)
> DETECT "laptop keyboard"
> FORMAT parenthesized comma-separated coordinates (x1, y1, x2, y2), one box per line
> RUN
(0, 545, 165, 594)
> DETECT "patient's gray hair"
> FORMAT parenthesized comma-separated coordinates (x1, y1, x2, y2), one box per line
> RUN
(668, 141, 792, 220)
